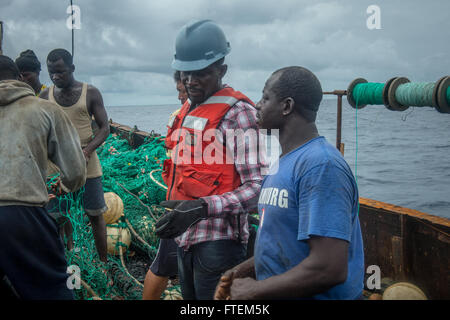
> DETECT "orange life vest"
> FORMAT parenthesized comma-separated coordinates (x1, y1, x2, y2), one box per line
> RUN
(163, 87, 254, 201)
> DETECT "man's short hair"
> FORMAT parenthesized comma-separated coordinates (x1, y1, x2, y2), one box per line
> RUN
(47, 48, 73, 66)
(0, 55, 20, 80)
(15, 49, 41, 73)
(271, 66, 323, 122)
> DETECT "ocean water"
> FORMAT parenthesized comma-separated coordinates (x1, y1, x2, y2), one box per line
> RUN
(105, 99, 450, 219)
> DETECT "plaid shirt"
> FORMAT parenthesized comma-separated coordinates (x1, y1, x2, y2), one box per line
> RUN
(175, 100, 265, 250)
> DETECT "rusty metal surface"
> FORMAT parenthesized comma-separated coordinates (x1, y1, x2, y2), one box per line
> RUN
(336, 95, 343, 150)
(323, 90, 347, 154)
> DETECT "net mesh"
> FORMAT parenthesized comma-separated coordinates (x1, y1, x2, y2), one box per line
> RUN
(47, 133, 181, 300)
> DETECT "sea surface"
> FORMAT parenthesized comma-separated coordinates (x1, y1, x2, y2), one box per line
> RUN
(106, 99, 450, 219)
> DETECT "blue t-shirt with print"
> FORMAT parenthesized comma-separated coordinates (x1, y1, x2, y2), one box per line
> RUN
(254, 136, 364, 300)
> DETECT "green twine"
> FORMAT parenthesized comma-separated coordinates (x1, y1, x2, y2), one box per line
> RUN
(352, 83, 384, 105)
(47, 133, 176, 300)
(395, 82, 435, 107)
(354, 94, 360, 217)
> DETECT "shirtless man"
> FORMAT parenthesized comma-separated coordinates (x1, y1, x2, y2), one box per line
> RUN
(40, 48, 110, 264)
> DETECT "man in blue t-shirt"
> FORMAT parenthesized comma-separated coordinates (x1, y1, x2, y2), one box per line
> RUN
(214, 66, 364, 300)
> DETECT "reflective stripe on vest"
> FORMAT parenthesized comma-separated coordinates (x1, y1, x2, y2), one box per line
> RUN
(182, 115, 208, 131)
(201, 95, 239, 107)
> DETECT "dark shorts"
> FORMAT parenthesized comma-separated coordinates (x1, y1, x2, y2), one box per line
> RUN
(0, 205, 74, 300)
(149, 238, 178, 278)
(177, 240, 247, 300)
(81, 177, 108, 216)
(47, 177, 107, 222)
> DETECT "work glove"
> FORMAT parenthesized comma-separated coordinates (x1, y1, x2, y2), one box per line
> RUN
(155, 199, 208, 239)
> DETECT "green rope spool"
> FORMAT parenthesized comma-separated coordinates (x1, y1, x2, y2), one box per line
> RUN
(347, 78, 395, 110)
(347, 76, 450, 112)
(353, 82, 385, 105)
(394, 82, 435, 107)
(385, 76, 449, 112)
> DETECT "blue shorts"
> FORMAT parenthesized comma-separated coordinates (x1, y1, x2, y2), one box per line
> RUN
(0, 205, 74, 300)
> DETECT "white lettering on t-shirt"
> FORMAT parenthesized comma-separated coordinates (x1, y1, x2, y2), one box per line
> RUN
(269, 188, 279, 206)
(259, 187, 289, 209)
(278, 189, 288, 208)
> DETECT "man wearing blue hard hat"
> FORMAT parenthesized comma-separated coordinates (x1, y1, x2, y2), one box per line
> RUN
(154, 20, 264, 300)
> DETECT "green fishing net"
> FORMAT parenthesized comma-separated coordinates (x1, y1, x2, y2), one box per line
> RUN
(47, 133, 181, 300)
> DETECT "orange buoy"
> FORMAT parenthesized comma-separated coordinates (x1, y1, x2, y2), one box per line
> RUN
(106, 224, 131, 255)
(382, 282, 427, 300)
(103, 192, 124, 224)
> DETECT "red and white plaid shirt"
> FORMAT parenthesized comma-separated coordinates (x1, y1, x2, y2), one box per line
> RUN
(175, 100, 265, 250)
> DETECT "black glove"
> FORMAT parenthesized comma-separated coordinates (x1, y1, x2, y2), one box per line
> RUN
(155, 199, 208, 239)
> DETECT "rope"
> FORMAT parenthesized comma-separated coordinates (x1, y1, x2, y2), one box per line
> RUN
(149, 169, 168, 190)
(47, 133, 174, 299)
(353, 83, 384, 105)
(355, 93, 360, 217)
(124, 217, 155, 254)
(118, 227, 144, 288)
(352, 81, 439, 108)
(68, 266, 102, 299)
(116, 182, 159, 221)
(79, 276, 102, 300)
(395, 82, 435, 107)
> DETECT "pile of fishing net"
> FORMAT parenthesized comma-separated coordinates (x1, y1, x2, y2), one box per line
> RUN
(48, 133, 182, 300)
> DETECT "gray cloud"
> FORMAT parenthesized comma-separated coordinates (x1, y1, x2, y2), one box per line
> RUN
(1, 0, 449, 106)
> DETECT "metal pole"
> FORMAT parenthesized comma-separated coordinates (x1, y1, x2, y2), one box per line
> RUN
(0, 21, 3, 55)
(336, 94, 342, 150)
(323, 90, 346, 154)
(70, 0, 74, 58)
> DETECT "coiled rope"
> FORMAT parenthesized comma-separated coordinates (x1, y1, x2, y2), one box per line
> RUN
(395, 82, 435, 107)
(353, 83, 384, 105)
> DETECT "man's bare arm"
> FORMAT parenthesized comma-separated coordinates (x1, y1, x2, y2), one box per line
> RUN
(84, 85, 110, 158)
(230, 236, 349, 300)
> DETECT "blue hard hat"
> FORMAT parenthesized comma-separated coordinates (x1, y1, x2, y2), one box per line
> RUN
(172, 20, 231, 71)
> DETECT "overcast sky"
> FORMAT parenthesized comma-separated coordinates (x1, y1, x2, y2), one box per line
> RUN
(1, 0, 449, 106)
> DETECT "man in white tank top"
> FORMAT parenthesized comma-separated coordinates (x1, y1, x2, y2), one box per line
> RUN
(40, 49, 110, 267)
